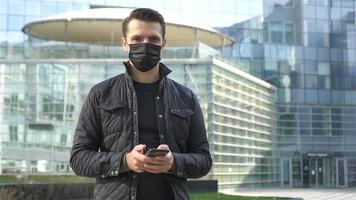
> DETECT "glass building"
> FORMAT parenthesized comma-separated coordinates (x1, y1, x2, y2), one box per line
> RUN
(0, 0, 355, 190)
(218, 0, 356, 187)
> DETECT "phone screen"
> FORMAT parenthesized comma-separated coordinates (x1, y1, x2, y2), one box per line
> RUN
(145, 148, 169, 157)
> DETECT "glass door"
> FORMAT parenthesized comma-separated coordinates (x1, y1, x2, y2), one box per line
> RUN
(281, 159, 291, 187)
(310, 159, 317, 187)
(308, 158, 328, 187)
(336, 159, 347, 187)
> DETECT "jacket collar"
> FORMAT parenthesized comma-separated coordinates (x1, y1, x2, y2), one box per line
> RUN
(97, 61, 172, 111)
(123, 61, 172, 80)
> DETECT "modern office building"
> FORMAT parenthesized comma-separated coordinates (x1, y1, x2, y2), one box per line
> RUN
(0, 3, 279, 189)
(218, 0, 356, 187)
(0, 0, 355, 190)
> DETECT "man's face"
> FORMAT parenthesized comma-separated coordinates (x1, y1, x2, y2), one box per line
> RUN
(121, 19, 165, 51)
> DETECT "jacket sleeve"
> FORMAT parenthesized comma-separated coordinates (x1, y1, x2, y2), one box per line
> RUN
(69, 88, 126, 178)
(171, 93, 212, 179)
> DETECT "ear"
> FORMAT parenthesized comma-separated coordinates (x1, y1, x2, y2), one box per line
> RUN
(162, 38, 166, 48)
(121, 37, 129, 52)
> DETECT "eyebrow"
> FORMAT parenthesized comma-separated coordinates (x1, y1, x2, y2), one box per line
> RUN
(130, 34, 161, 39)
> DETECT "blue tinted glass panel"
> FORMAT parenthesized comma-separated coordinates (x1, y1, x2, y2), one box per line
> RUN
(270, 22, 283, 43)
(305, 75, 318, 88)
(317, 48, 330, 61)
(332, 90, 345, 103)
(344, 77, 356, 90)
(0, 0, 7, 14)
(57, 3, 72, 13)
(318, 76, 330, 89)
(0, 31, 6, 43)
(316, 33, 329, 47)
(7, 15, 24, 31)
(305, 47, 317, 60)
(291, 73, 304, 88)
(347, 63, 356, 76)
(303, 5, 315, 18)
(306, 89, 318, 103)
(305, 61, 318, 74)
(331, 0, 342, 7)
(8, 0, 24, 15)
(342, 0, 353, 7)
(318, 90, 331, 103)
(316, 7, 329, 19)
(0, 15, 7, 30)
(292, 89, 305, 103)
(331, 7, 341, 20)
(41, 1, 57, 17)
(7, 31, 23, 43)
(330, 48, 343, 62)
(25, 1, 41, 16)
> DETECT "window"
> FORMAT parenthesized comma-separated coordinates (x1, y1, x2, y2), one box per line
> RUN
(285, 23, 295, 44)
(9, 126, 18, 142)
(332, 90, 344, 103)
(0, 0, 7, 14)
(270, 22, 283, 43)
(305, 75, 318, 88)
(60, 134, 67, 145)
(7, 15, 24, 31)
(291, 74, 305, 88)
(7, 31, 23, 43)
(40, 1, 57, 17)
(306, 89, 318, 103)
(318, 90, 331, 103)
(25, 1, 41, 16)
(285, 0, 295, 7)
(331, 0, 341, 7)
(8, 0, 24, 15)
(318, 62, 330, 75)
(305, 61, 318, 74)
(0, 15, 6, 30)
(263, 22, 269, 42)
(318, 76, 330, 89)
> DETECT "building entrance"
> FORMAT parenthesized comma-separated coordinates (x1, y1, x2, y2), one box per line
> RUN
(302, 155, 332, 187)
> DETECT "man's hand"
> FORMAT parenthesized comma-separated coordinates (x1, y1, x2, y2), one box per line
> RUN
(143, 144, 174, 173)
(125, 144, 146, 173)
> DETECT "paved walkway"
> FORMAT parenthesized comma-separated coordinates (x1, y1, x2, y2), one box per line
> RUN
(220, 188, 356, 200)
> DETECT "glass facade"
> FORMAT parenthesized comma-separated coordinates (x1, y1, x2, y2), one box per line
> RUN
(0, 55, 278, 188)
(218, 0, 356, 187)
(0, 0, 355, 190)
(210, 59, 278, 188)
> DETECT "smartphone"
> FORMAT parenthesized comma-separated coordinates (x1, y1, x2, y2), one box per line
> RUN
(145, 148, 169, 157)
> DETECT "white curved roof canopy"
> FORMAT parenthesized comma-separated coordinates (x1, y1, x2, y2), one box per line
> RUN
(22, 8, 234, 48)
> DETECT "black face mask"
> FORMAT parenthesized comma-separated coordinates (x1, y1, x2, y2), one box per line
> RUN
(129, 43, 162, 72)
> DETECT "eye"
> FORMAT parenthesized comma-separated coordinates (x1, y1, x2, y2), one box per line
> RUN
(131, 36, 142, 42)
(149, 36, 161, 43)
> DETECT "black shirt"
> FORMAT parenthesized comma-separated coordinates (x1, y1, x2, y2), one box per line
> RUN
(133, 80, 174, 200)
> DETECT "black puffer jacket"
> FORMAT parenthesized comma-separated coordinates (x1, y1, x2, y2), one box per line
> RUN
(70, 62, 212, 200)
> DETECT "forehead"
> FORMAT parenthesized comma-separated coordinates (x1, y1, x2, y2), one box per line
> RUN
(126, 19, 162, 37)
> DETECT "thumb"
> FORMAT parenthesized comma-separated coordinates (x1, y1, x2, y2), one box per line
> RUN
(134, 144, 146, 152)
(157, 144, 170, 151)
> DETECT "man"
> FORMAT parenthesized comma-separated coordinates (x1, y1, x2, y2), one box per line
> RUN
(70, 8, 212, 200)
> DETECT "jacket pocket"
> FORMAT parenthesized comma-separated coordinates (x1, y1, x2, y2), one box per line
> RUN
(169, 108, 194, 142)
(170, 109, 194, 119)
(99, 103, 127, 135)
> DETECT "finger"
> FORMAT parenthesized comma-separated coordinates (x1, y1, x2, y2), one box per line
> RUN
(133, 160, 146, 172)
(144, 157, 165, 165)
(157, 144, 169, 150)
(134, 144, 146, 153)
(135, 153, 146, 163)
(153, 156, 170, 161)
(144, 163, 167, 173)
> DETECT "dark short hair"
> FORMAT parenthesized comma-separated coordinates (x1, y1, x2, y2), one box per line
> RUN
(122, 8, 166, 38)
